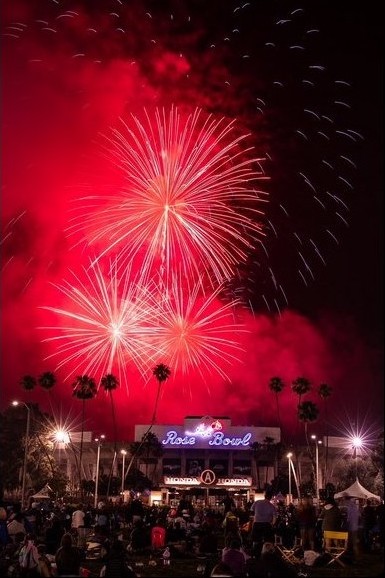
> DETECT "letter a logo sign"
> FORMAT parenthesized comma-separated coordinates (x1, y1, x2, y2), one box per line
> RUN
(200, 469, 216, 485)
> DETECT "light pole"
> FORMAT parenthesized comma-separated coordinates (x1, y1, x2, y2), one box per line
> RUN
(352, 436, 362, 478)
(120, 449, 127, 495)
(311, 435, 322, 504)
(94, 435, 105, 509)
(12, 401, 31, 510)
(287, 452, 293, 503)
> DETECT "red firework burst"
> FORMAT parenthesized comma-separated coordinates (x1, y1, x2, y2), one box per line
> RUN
(69, 106, 268, 286)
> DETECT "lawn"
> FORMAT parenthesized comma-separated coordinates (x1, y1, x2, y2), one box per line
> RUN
(83, 549, 384, 578)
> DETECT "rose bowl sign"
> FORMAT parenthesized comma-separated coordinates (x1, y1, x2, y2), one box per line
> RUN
(161, 430, 252, 448)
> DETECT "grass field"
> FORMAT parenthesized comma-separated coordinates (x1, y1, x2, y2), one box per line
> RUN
(83, 548, 384, 578)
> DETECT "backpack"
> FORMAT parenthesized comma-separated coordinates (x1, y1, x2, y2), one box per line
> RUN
(20, 544, 38, 569)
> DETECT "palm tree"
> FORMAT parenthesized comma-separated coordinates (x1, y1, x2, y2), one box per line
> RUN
(101, 373, 119, 499)
(20, 375, 37, 391)
(123, 364, 171, 483)
(38, 371, 58, 412)
(318, 382, 332, 483)
(291, 377, 312, 485)
(38, 371, 57, 390)
(298, 400, 320, 463)
(291, 377, 311, 405)
(151, 363, 171, 424)
(72, 375, 97, 493)
(268, 376, 285, 438)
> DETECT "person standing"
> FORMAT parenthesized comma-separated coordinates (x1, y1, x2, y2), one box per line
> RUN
(319, 497, 342, 549)
(71, 505, 86, 548)
(346, 496, 360, 560)
(362, 500, 377, 552)
(296, 495, 317, 550)
(250, 490, 277, 557)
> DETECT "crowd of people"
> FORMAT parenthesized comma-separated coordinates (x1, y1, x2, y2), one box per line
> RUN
(0, 491, 383, 578)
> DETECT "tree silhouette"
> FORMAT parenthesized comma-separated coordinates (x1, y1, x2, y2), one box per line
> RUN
(318, 382, 332, 483)
(291, 377, 311, 405)
(298, 400, 320, 458)
(20, 375, 37, 391)
(124, 364, 171, 482)
(268, 376, 285, 438)
(38, 372, 57, 390)
(101, 373, 119, 499)
(72, 375, 97, 493)
(151, 364, 171, 424)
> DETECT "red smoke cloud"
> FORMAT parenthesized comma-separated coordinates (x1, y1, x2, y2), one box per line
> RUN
(1, 1, 382, 440)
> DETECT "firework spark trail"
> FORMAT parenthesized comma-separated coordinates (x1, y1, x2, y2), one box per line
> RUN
(223, 3, 361, 314)
(39, 261, 245, 390)
(150, 272, 246, 388)
(68, 106, 268, 287)
(39, 260, 161, 388)
(0, 0, 374, 412)
(1, 1, 360, 315)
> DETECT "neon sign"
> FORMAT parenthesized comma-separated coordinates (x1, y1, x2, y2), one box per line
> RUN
(164, 475, 252, 487)
(185, 418, 223, 438)
(161, 430, 252, 447)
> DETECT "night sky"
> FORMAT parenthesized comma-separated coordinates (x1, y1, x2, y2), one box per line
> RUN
(1, 0, 383, 442)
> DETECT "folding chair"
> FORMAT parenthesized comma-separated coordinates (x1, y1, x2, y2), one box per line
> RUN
(323, 530, 348, 567)
(274, 535, 302, 564)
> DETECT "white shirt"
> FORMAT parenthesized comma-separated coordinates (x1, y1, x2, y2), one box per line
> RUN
(71, 509, 85, 528)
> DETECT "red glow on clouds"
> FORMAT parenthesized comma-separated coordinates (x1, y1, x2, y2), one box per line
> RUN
(1, 0, 382, 440)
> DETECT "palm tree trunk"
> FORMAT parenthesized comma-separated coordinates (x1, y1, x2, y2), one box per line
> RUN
(151, 379, 162, 424)
(106, 393, 118, 499)
(324, 401, 329, 484)
(78, 399, 85, 496)
(124, 376, 165, 481)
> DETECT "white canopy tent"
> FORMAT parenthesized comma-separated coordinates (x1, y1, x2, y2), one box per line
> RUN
(334, 479, 381, 501)
(31, 484, 53, 499)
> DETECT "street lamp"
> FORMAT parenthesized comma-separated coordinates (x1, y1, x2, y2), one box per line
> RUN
(311, 434, 322, 504)
(53, 430, 71, 444)
(12, 401, 31, 510)
(94, 435, 105, 509)
(120, 449, 127, 494)
(287, 452, 293, 503)
(352, 436, 362, 478)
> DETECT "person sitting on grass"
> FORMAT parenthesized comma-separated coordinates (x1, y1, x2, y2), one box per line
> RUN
(54, 532, 82, 577)
(246, 541, 298, 578)
(100, 539, 137, 578)
(221, 537, 247, 577)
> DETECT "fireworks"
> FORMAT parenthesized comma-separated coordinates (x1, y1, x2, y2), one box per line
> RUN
(150, 273, 246, 384)
(69, 106, 267, 286)
(39, 260, 160, 386)
(1, 0, 375, 410)
(40, 262, 244, 387)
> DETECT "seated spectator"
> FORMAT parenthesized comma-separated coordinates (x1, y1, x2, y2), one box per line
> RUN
(100, 539, 137, 578)
(54, 532, 82, 576)
(18, 533, 40, 578)
(151, 521, 166, 549)
(247, 542, 297, 578)
(128, 520, 148, 553)
(210, 561, 234, 577)
(223, 510, 241, 543)
(222, 538, 247, 577)
(7, 514, 26, 543)
(199, 526, 218, 555)
(44, 516, 65, 555)
(37, 544, 53, 578)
